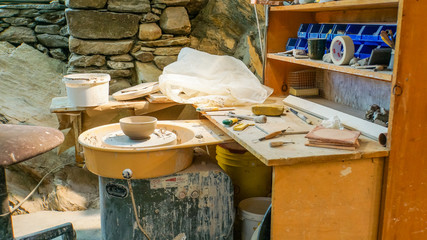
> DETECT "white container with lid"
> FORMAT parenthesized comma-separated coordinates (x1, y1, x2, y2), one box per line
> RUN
(63, 73, 110, 107)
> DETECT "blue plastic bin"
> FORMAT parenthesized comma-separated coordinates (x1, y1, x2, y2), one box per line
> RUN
(296, 38, 308, 50)
(329, 24, 348, 41)
(308, 24, 321, 39)
(297, 24, 310, 38)
(345, 24, 364, 41)
(361, 25, 382, 42)
(286, 38, 298, 51)
(319, 24, 334, 39)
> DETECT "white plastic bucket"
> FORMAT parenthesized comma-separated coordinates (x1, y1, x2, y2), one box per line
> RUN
(238, 197, 271, 240)
(63, 73, 110, 107)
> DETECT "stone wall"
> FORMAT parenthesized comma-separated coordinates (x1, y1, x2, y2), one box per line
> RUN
(65, 0, 208, 93)
(0, 1, 69, 61)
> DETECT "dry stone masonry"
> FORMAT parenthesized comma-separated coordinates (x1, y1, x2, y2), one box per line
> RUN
(65, 0, 204, 91)
(0, 1, 69, 61)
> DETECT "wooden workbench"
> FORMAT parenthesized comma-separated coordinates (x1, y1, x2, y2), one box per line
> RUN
(202, 98, 389, 239)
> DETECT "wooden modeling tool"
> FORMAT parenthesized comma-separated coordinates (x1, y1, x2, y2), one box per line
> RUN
(269, 141, 295, 148)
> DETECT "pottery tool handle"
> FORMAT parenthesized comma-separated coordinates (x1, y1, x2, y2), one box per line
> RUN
(222, 118, 239, 126)
(258, 129, 288, 141)
(283, 130, 309, 135)
(269, 141, 295, 148)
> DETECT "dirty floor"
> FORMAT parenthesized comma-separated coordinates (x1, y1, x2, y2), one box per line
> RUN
(12, 209, 101, 240)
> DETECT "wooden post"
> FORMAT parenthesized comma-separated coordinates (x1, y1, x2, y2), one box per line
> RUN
(0, 167, 13, 239)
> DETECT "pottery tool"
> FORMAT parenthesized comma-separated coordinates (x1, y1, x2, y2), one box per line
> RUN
(355, 65, 386, 71)
(269, 141, 295, 148)
(233, 123, 254, 131)
(254, 128, 289, 142)
(222, 118, 239, 126)
(283, 130, 309, 135)
(196, 107, 235, 112)
(289, 108, 312, 125)
(230, 113, 267, 123)
(207, 112, 267, 123)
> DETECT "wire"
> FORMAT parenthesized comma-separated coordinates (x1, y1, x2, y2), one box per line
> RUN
(127, 179, 151, 240)
(253, 3, 264, 60)
(0, 162, 73, 217)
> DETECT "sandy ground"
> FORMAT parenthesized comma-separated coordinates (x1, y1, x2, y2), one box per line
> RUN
(12, 209, 101, 240)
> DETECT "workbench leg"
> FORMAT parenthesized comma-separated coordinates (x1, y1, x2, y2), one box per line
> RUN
(0, 167, 14, 239)
(69, 113, 84, 166)
(271, 158, 384, 240)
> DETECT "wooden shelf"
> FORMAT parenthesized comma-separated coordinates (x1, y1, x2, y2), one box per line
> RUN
(271, 0, 399, 12)
(267, 53, 393, 82)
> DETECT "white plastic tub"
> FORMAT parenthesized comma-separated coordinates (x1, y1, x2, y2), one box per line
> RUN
(238, 197, 272, 240)
(63, 73, 110, 107)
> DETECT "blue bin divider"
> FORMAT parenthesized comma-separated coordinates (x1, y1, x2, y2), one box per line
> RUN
(308, 24, 321, 39)
(329, 24, 348, 41)
(361, 25, 382, 42)
(346, 24, 364, 41)
(297, 24, 310, 38)
(286, 38, 298, 51)
(319, 24, 334, 39)
(356, 44, 379, 59)
(296, 38, 308, 50)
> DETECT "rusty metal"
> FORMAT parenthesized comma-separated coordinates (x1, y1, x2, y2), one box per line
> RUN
(0, 124, 64, 167)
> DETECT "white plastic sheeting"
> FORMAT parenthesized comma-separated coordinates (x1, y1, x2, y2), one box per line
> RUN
(159, 48, 272, 106)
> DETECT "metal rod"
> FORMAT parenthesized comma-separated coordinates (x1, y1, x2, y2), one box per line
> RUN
(0, 167, 13, 239)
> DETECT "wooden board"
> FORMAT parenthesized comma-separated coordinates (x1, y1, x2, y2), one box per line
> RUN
(381, 0, 427, 238)
(203, 97, 388, 166)
(283, 95, 387, 140)
(146, 93, 174, 103)
(268, 54, 393, 82)
(271, 0, 399, 12)
(272, 157, 385, 239)
(112, 82, 159, 101)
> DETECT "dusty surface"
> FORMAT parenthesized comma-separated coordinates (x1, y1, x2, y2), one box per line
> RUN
(12, 209, 101, 240)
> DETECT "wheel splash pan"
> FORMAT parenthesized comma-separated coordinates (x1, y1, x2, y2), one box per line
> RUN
(78, 120, 227, 179)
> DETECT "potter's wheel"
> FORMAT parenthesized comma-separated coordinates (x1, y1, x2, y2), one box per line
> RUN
(102, 129, 177, 148)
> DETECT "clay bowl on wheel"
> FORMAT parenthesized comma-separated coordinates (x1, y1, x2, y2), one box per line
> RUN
(119, 116, 157, 140)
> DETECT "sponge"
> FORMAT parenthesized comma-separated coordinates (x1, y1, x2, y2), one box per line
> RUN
(251, 104, 284, 116)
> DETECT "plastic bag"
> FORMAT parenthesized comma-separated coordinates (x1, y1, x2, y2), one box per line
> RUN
(159, 48, 273, 106)
(321, 116, 343, 129)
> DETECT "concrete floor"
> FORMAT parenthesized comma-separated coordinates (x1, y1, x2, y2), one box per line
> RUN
(12, 209, 101, 240)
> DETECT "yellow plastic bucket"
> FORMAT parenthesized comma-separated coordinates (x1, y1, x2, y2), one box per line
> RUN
(216, 143, 272, 204)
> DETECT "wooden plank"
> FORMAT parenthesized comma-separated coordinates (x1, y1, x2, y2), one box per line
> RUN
(272, 157, 385, 239)
(268, 54, 393, 82)
(50, 96, 177, 113)
(381, 0, 427, 239)
(202, 97, 388, 166)
(283, 95, 388, 140)
(271, 0, 399, 12)
(315, 8, 398, 23)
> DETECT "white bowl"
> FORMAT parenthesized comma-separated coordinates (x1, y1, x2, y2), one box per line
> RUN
(119, 116, 157, 140)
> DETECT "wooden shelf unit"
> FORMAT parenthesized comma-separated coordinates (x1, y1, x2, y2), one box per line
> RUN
(271, 0, 399, 12)
(264, 0, 398, 95)
(268, 53, 393, 82)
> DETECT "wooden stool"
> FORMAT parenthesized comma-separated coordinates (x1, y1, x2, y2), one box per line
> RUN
(0, 124, 75, 240)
